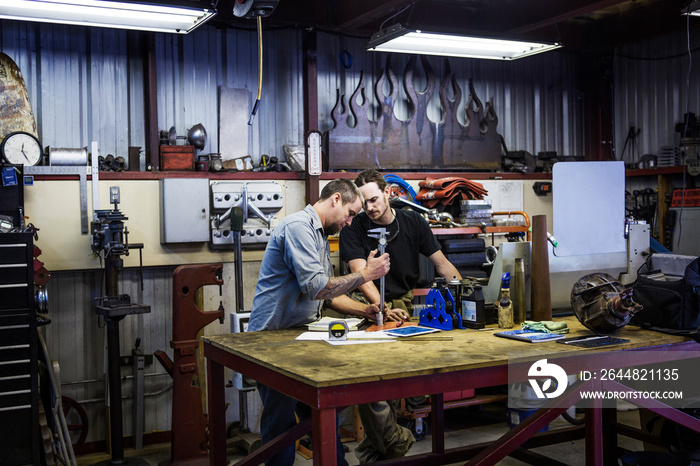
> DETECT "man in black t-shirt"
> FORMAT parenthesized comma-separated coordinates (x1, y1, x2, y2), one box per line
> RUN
(339, 169, 462, 320)
(338, 169, 462, 463)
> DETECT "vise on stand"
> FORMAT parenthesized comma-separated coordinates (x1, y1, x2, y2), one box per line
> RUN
(154, 263, 225, 466)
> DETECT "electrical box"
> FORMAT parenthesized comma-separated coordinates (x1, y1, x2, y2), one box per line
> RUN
(210, 181, 284, 247)
(160, 178, 210, 243)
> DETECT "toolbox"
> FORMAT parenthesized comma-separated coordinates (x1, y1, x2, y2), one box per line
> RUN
(160, 145, 195, 171)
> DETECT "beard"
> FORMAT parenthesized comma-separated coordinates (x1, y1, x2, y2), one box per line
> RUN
(368, 203, 390, 222)
(325, 224, 340, 236)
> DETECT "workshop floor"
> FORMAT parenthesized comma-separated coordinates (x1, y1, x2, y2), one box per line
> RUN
(77, 401, 647, 465)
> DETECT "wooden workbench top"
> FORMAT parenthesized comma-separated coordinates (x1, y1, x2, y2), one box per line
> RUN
(202, 316, 695, 388)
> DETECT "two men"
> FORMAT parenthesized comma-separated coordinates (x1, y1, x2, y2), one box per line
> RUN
(338, 169, 462, 463)
(248, 178, 390, 465)
(249, 171, 462, 464)
(340, 169, 462, 318)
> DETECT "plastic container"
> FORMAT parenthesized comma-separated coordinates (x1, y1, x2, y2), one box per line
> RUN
(507, 408, 549, 433)
(620, 451, 689, 466)
(507, 382, 549, 432)
(461, 285, 485, 329)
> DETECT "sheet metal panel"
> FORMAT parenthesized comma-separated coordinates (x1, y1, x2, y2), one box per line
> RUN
(317, 34, 586, 160)
(0, 21, 304, 167)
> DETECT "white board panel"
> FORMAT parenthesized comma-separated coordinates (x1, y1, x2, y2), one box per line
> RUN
(481, 180, 524, 212)
(553, 161, 626, 257)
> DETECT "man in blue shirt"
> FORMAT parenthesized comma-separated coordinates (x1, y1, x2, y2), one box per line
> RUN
(249, 178, 390, 465)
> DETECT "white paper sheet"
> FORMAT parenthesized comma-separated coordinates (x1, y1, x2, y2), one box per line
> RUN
(295, 331, 396, 345)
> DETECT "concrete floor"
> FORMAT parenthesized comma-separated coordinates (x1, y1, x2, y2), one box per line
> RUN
(77, 401, 652, 466)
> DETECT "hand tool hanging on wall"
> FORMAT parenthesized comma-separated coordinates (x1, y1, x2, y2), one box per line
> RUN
(155, 263, 224, 465)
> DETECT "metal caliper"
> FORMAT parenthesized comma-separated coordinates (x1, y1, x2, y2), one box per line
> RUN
(367, 227, 387, 326)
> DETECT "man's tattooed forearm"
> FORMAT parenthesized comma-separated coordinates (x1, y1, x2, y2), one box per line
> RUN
(316, 272, 365, 299)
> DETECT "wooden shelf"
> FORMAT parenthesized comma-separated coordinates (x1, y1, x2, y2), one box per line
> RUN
(28, 169, 304, 181)
(321, 171, 552, 181)
(27, 169, 554, 182)
(626, 166, 685, 177)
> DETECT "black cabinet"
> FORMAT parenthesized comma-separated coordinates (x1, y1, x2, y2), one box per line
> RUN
(0, 233, 40, 465)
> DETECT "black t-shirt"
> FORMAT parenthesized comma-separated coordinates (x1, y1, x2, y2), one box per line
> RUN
(339, 208, 441, 300)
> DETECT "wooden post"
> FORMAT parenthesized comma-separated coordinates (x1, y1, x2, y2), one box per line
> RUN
(303, 30, 320, 205)
(143, 33, 159, 171)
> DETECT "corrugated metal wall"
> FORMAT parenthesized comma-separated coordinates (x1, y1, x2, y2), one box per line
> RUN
(613, 27, 700, 166)
(44, 261, 262, 443)
(2, 21, 587, 166)
(1, 21, 303, 165)
(45, 267, 176, 443)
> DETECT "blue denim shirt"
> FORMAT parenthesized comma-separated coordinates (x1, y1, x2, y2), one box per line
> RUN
(248, 205, 331, 331)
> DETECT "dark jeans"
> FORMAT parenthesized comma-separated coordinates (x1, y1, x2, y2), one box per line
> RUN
(257, 383, 349, 466)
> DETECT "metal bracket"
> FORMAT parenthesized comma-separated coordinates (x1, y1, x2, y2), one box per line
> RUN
(24, 165, 90, 234)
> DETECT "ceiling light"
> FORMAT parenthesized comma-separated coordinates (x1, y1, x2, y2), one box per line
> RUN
(367, 24, 561, 61)
(684, 0, 700, 16)
(0, 0, 217, 34)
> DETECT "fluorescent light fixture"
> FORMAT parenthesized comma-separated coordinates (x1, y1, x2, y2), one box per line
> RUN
(0, 0, 217, 34)
(368, 24, 561, 60)
(684, 0, 700, 16)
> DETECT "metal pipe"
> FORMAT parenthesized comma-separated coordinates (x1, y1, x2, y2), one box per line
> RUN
(234, 231, 244, 314)
(61, 372, 170, 387)
(132, 346, 145, 450)
(106, 318, 124, 462)
(104, 255, 125, 462)
(62, 383, 172, 406)
(530, 215, 552, 321)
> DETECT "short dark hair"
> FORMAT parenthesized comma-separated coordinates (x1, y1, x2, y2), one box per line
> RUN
(354, 169, 386, 190)
(319, 178, 361, 205)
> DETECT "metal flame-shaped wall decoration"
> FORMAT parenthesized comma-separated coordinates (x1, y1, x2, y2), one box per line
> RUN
(328, 56, 503, 171)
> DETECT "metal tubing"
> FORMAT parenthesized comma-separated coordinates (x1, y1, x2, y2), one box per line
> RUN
(513, 258, 526, 323)
(530, 215, 552, 321)
(103, 255, 125, 463)
(132, 351, 145, 450)
(106, 318, 124, 462)
(206, 357, 227, 466)
(430, 393, 445, 455)
(312, 408, 337, 465)
(235, 232, 244, 313)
